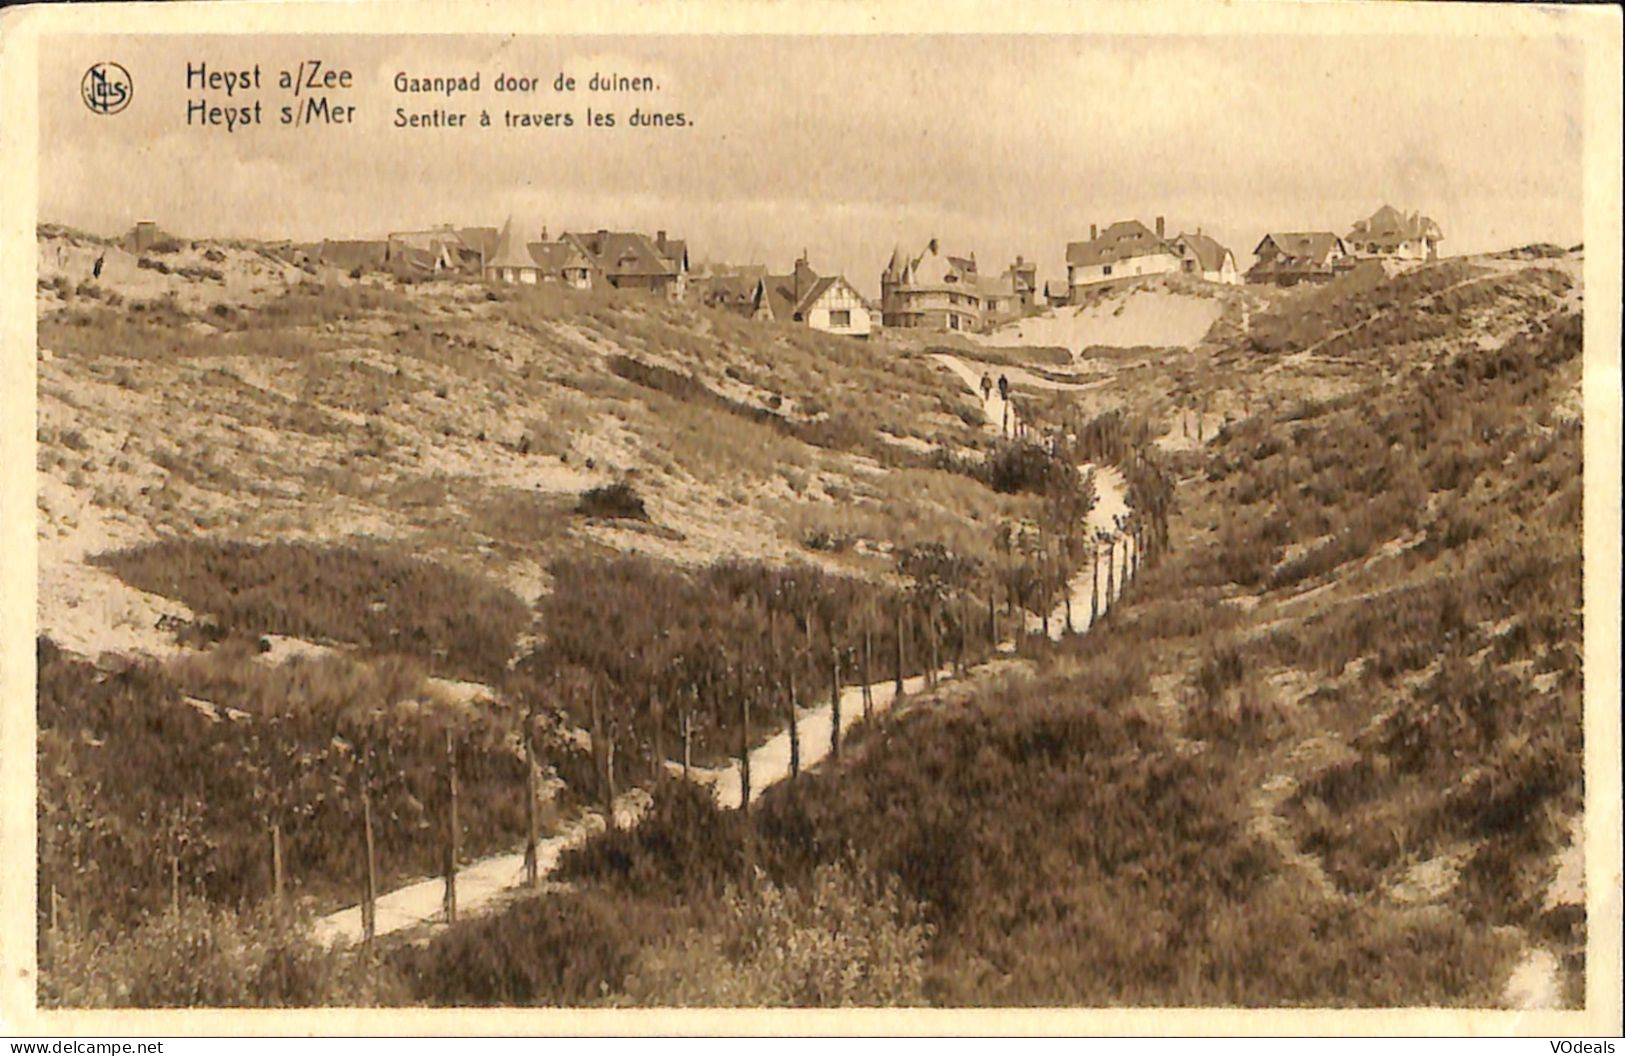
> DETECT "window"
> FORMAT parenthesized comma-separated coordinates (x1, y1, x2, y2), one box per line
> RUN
(1103, 265, 1113, 276)
(829, 309, 851, 328)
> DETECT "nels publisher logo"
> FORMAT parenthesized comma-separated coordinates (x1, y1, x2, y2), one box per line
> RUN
(81, 62, 133, 115)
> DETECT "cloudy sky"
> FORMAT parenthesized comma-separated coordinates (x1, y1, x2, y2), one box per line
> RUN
(41, 31, 1584, 295)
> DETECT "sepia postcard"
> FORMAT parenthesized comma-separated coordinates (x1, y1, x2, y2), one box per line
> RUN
(0, 0, 1620, 1038)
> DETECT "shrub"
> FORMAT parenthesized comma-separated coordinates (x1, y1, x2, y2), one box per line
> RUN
(39, 901, 406, 1008)
(576, 482, 649, 521)
(620, 863, 933, 1007)
(392, 889, 666, 1006)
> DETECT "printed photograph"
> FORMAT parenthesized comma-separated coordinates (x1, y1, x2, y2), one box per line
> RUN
(16, 13, 1610, 1020)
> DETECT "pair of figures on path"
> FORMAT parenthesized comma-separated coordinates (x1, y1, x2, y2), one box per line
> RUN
(980, 372, 1010, 403)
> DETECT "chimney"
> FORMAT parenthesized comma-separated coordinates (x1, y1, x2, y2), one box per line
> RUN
(1090, 223, 1098, 241)
(1155, 216, 1165, 238)
(656, 229, 667, 251)
(928, 237, 939, 254)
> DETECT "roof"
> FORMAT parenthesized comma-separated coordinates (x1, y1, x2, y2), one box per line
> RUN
(894, 240, 976, 288)
(1346, 204, 1442, 245)
(761, 262, 854, 321)
(1254, 232, 1346, 265)
(457, 227, 500, 260)
(1044, 279, 1070, 299)
(317, 240, 389, 270)
(567, 231, 683, 278)
(657, 237, 689, 269)
(1066, 220, 1180, 268)
(487, 218, 538, 271)
(1174, 231, 1234, 273)
(526, 240, 591, 273)
(977, 271, 1018, 299)
(696, 273, 763, 307)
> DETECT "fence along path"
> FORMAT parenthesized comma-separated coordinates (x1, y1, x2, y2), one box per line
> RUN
(312, 355, 1137, 949)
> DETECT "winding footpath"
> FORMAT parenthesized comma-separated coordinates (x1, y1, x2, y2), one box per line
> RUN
(313, 354, 1137, 948)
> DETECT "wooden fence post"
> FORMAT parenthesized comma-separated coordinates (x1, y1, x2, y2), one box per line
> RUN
(1105, 538, 1116, 612)
(589, 681, 606, 809)
(1091, 545, 1101, 627)
(861, 628, 874, 721)
(681, 704, 692, 779)
(894, 601, 906, 698)
(444, 728, 459, 924)
(524, 708, 539, 890)
(926, 600, 940, 687)
(1041, 563, 1052, 640)
(949, 591, 962, 675)
(271, 822, 284, 903)
(361, 782, 377, 947)
(787, 666, 801, 778)
(830, 646, 841, 759)
(738, 672, 752, 812)
(604, 719, 618, 832)
(650, 690, 665, 785)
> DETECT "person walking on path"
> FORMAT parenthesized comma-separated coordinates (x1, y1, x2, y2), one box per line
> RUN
(980, 372, 993, 403)
(997, 373, 1009, 402)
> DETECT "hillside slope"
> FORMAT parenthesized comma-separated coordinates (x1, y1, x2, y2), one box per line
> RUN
(388, 252, 1588, 1009)
(35, 224, 1126, 999)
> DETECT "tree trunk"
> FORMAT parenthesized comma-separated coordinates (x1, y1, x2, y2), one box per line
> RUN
(444, 728, 459, 924)
(1106, 538, 1116, 610)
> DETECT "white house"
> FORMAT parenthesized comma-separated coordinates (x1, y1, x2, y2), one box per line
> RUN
(1345, 204, 1443, 261)
(1065, 218, 1182, 299)
(1172, 231, 1241, 284)
(762, 256, 872, 337)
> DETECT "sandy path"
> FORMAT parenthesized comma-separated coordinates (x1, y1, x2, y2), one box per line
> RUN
(314, 354, 1143, 949)
(931, 351, 1136, 640)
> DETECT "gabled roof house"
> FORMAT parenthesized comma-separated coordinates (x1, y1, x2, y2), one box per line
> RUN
(1247, 231, 1353, 285)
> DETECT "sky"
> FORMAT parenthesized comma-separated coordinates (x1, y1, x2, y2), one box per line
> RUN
(41, 32, 1585, 297)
